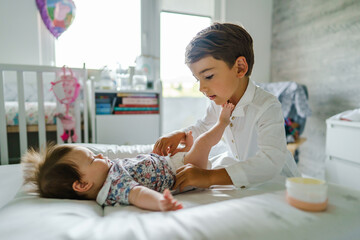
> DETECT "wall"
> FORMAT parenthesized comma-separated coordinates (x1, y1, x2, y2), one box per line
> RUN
(0, 0, 54, 65)
(271, 0, 360, 177)
(225, 0, 273, 83)
(0, 0, 40, 64)
(162, 97, 209, 134)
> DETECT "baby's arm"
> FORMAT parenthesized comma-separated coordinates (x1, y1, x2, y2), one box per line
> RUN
(183, 102, 234, 169)
(128, 186, 183, 211)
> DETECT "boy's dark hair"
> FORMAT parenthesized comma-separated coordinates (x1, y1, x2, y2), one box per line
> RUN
(21, 144, 87, 200)
(185, 22, 254, 76)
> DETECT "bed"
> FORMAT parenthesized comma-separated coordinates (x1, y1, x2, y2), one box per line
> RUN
(1, 143, 360, 240)
(0, 64, 91, 164)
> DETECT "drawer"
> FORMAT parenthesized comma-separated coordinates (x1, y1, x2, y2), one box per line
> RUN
(325, 156, 360, 191)
(326, 119, 360, 164)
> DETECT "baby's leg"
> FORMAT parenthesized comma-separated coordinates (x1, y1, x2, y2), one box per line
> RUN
(184, 103, 234, 169)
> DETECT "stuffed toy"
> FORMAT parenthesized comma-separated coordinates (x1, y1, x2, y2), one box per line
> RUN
(51, 66, 80, 143)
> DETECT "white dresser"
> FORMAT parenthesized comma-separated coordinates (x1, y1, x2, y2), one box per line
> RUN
(325, 115, 360, 190)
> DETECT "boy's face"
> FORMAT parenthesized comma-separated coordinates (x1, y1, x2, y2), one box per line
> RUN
(68, 146, 111, 188)
(189, 56, 245, 105)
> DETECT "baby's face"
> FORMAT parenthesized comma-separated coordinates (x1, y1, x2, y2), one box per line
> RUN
(69, 147, 111, 188)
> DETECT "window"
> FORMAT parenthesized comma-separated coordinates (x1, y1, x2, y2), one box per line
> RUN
(160, 12, 211, 97)
(55, 0, 141, 69)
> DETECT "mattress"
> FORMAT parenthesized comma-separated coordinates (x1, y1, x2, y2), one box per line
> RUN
(1, 144, 360, 240)
(5, 101, 57, 125)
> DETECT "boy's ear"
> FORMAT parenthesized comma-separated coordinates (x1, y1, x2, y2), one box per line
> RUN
(72, 180, 93, 193)
(235, 56, 248, 78)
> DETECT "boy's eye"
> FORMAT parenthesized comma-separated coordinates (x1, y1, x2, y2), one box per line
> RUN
(205, 74, 214, 80)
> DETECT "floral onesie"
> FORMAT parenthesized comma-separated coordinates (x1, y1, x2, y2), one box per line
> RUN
(96, 153, 181, 206)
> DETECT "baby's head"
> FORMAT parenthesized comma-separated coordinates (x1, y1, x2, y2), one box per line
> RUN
(21, 144, 111, 200)
(185, 22, 254, 77)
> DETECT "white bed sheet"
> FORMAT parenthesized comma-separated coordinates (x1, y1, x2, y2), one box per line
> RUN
(1, 144, 360, 240)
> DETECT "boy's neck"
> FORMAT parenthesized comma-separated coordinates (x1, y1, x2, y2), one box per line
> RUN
(229, 77, 249, 105)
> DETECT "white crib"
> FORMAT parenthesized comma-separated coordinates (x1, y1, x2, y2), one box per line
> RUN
(0, 64, 90, 165)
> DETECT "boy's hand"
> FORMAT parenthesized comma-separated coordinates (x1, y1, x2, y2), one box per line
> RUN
(172, 164, 212, 192)
(159, 189, 183, 211)
(152, 131, 186, 156)
(173, 164, 233, 192)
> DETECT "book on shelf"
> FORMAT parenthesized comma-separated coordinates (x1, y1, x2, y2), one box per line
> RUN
(121, 97, 158, 105)
(117, 92, 157, 97)
(96, 103, 111, 108)
(95, 91, 160, 115)
(95, 98, 111, 103)
(114, 107, 159, 111)
(114, 110, 159, 114)
(96, 108, 112, 114)
(117, 104, 159, 108)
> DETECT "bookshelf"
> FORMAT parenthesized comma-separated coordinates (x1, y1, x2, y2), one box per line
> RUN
(91, 88, 162, 145)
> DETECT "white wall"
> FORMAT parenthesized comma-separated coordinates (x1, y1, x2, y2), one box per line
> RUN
(225, 0, 273, 83)
(0, 0, 40, 64)
(0, 0, 54, 65)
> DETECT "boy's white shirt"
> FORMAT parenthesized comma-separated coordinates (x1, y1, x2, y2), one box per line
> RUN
(183, 80, 301, 188)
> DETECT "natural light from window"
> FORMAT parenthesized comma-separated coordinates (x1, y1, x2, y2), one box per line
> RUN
(160, 12, 211, 97)
(55, 0, 141, 70)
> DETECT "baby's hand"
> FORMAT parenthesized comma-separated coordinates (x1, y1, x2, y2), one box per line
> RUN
(219, 102, 235, 125)
(159, 189, 183, 211)
(171, 131, 193, 154)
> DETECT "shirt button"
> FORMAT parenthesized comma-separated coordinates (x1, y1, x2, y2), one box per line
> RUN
(232, 140, 234, 143)
(230, 123, 233, 127)
(241, 186, 246, 189)
(231, 116, 235, 120)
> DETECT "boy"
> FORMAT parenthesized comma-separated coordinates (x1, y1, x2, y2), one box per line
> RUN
(152, 23, 300, 192)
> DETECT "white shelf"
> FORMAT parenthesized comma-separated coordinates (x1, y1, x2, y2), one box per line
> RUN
(90, 85, 163, 145)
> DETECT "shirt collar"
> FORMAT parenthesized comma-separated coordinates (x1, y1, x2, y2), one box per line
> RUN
(96, 160, 115, 205)
(231, 80, 256, 117)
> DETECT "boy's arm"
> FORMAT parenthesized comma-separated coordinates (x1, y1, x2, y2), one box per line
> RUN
(173, 164, 233, 192)
(128, 186, 183, 211)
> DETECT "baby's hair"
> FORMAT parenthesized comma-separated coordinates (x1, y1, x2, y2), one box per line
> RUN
(21, 143, 87, 200)
(185, 22, 254, 76)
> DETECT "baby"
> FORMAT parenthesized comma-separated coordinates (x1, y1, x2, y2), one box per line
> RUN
(22, 103, 234, 211)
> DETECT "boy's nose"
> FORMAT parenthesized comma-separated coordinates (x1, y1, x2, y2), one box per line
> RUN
(199, 80, 206, 93)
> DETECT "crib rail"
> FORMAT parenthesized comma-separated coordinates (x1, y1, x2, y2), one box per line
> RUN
(0, 64, 89, 165)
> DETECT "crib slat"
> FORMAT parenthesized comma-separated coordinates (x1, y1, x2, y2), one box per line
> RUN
(55, 101, 62, 143)
(36, 72, 46, 148)
(83, 68, 89, 143)
(0, 70, 9, 165)
(90, 78, 96, 143)
(74, 98, 81, 143)
(17, 71, 28, 156)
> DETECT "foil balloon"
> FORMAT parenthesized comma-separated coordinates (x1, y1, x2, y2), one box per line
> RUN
(35, 0, 76, 39)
